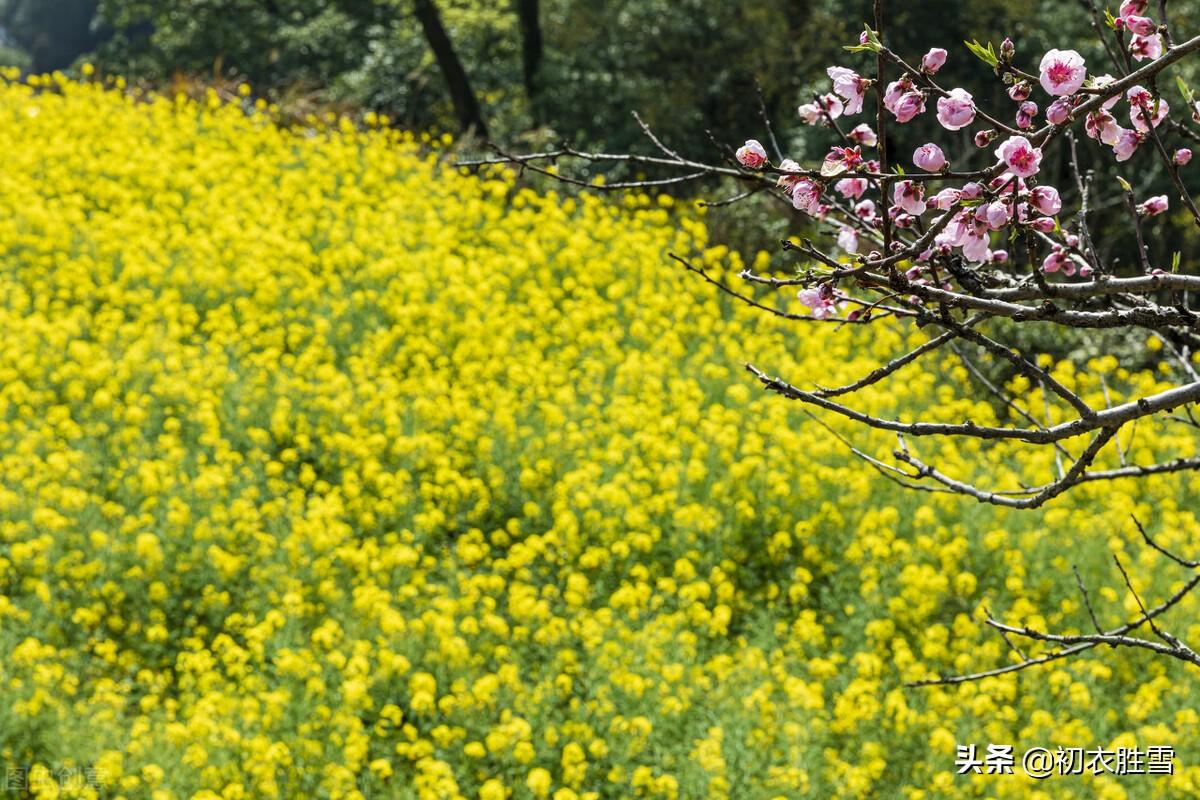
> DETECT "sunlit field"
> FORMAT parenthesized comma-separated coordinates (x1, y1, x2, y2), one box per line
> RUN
(2, 73, 1200, 799)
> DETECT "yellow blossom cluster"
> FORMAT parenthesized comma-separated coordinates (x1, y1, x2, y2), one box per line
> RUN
(0, 71, 1198, 799)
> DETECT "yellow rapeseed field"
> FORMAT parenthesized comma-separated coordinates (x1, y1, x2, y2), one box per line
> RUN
(1, 71, 1199, 800)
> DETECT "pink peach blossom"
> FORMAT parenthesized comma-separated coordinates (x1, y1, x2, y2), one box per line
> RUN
(791, 178, 823, 215)
(735, 139, 768, 168)
(1123, 15, 1158, 36)
(1039, 49, 1087, 96)
(1042, 249, 1069, 273)
(962, 229, 991, 263)
(1138, 195, 1169, 216)
(1030, 185, 1062, 215)
(936, 88, 976, 131)
(1127, 86, 1169, 131)
(913, 143, 946, 172)
(1112, 128, 1143, 161)
(921, 48, 948, 73)
(1046, 96, 1073, 125)
(776, 159, 803, 193)
(1130, 33, 1162, 61)
(1085, 110, 1123, 145)
(837, 226, 859, 253)
(995, 135, 1043, 177)
(933, 188, 962, 210)
(828, 67, 870, 115)
(848, 123, 877, 146)
(1008, 82, 1032, 102)
(834, 177, 869, 200)
(1017, 100, 1038, 129)
(891, 91, 925, 123)
(893, 180, 926, 215)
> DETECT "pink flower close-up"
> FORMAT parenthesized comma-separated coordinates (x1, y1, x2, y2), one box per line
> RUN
(848, 123, 877, 146)
(1122, 15, 1158, 36)
(1113, 128, 1143, 161)
(921, 47, 947, 73)
(1042, 249, 1071, 274)
(776, 159, 803, 192)
(995, 135, 1043, 177)
(962, 229, 991, 263)
(936, 88, 976, 130)
(735, 139, 768, 168)
(893, 180, 927, 215)
(837, 226, 859, 254)
(1127, 86, 1169, 131)
(1138, 195, 1169, 216)
(1130, 33, 1162, 61)
(1007, 82, 1031, 102)
(1119, 0, 1149, 15)
(1046, 96, 1073, 125)
(932, 187, 962, 210)
(792, 178, 824, 215)
(891, 90, 925, 123)
(1031, 185, 1062, 216)
(1017, 101, 1038, 129)
(834, 177, 868, 200)
(827, 67, 869, 115)
(912, 143, 946, 172)
(1039, 49, 1087, 96)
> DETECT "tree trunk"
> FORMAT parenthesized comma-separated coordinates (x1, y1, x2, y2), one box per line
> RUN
(513, 0, 543, 122)
(413, 0, 489, 138)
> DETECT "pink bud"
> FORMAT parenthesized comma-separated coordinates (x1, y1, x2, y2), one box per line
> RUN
(1064, 234, 1080, 247)
(1000, 37, 1016, 61)
(1046, 96, 1073, 125)
(961, 182, 983, 200)
(1042, 249, 1068, 273)
(991, 250, 1009, 263)
(1029, 217, 1057, 232)
(922, 48, 948, 73)
(913, 143, 947, 172)
(1123, 15, 1157, 36)
(1030, 185, 1062, 215)
(1175, 148, 1192, 165)
(974, 130, 996, 148)
(1008, 82, 1032, 102)
(1137, 195, 1169, 216)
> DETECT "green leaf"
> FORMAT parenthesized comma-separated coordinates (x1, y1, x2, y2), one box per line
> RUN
(1103, 8, 1118, 29)
(1176, 76, 1195, 105)
(964, 39, 999, 68)
(1116, 175, 1133, 192)
(1172, 251, 1182, 272)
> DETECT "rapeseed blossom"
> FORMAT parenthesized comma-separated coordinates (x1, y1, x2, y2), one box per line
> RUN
(0, 71, 1197, 799)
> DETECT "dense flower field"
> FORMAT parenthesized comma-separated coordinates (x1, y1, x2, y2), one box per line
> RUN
(1, 73, 1199, 800)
